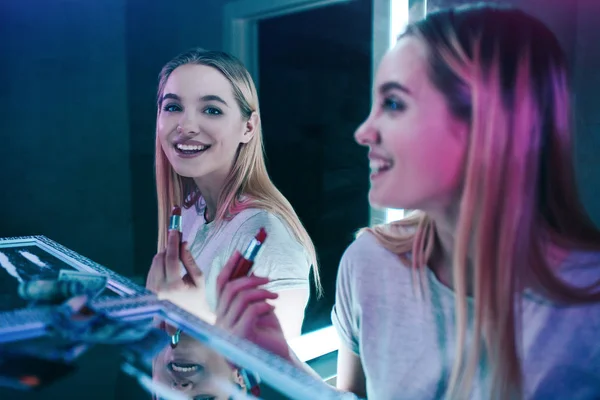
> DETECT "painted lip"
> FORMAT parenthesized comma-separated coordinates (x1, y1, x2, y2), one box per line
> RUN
(368, 150, 393, 180)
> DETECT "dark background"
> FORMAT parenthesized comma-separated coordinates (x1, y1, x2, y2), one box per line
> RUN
(1, 0, 598, 333)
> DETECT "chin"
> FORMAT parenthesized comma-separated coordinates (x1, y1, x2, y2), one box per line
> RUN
(369, 188, 416, 211)
(174, 168, 200, 179)
(368, 193, 397, 211)
(168, 165, 195, 178)
(167, 159, 205, 179)
(368, 193, 385, 209)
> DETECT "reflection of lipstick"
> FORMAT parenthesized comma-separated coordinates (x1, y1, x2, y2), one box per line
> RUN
(229, 228, 267, 281)
(169, 206, 182, 232)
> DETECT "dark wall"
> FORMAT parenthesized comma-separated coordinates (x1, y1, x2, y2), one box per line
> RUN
(125, 0, 224, 275)
(0, 0, 134, 275)
(0, 0, 226, 278)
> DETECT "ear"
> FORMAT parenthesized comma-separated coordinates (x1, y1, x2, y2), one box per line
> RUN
(240, 111, 259, 144)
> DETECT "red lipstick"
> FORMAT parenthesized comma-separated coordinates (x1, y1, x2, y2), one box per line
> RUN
(229, 227, 267, 281)
(169, 205, 182, 232)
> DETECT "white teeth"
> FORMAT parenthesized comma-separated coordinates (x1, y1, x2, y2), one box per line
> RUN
(176, 143, 208, 151)
(370, 159, 392, 174)
(171, 364, 198, 372)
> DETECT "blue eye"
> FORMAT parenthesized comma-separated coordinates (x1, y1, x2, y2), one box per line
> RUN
(203, 107, 222, 116)
(162, 103, 181, 113)
(382, 98, 405, 112)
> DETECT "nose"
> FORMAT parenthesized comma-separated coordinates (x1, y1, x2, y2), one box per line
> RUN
(177, 111, 199, 136)
(172, 380, 193, 392)
(354, 117, 380, 146)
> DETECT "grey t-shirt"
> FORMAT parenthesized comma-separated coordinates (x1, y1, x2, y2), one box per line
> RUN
(332, 232, 600, 399)
(181, 200, 311, 312)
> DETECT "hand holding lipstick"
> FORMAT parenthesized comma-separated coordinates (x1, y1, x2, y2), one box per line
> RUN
(146, 206, 204, 294)
(213, 240, 291, 363)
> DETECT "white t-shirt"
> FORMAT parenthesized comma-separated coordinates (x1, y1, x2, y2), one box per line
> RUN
(332, 232, 600, 399)
(181, 198, 311, 312)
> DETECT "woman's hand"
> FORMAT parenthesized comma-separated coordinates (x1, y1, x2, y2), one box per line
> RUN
(146, 229, 216, 322)
(215, 252, 292, 362)
(146, 229, 203, 293)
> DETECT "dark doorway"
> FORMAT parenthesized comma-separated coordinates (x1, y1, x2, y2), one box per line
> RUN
(258, 0, 373, 333)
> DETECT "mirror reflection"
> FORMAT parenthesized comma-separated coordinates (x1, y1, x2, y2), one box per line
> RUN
(153, 326, 252, 400)
(146, 47, 314, 342)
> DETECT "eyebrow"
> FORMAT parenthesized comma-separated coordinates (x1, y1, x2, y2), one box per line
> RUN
(200, 94, 229, 106)
(161, 93, 229, 106)
(379, 81, 412, 95)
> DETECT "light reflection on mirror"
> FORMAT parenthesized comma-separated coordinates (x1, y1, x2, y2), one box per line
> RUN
(383, 0, 409, 223)
(389, 0, 410, 48)
(385, 208, 406, 223)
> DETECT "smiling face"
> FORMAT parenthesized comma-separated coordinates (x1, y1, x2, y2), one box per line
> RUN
(153, 332, 245, 399)
(354, 36, 468, 213)
(157, 64, 255, 187)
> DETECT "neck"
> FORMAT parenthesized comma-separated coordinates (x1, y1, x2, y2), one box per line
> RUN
(194, 170, 230, 223)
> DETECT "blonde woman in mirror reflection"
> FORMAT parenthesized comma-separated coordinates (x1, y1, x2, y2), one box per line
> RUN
(215, 4, 600, 399)
(145, 48, 321, 340)
(152, 325, 251, 400)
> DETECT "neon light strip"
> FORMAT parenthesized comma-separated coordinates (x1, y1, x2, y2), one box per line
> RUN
(385, 0, 410, 222)
(385, 208, 405, 223)
(389, 0, 410, 48)
(288, 326, 340, 362)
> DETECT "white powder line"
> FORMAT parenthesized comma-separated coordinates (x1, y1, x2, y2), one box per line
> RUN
(19, 250, 49, 268)
(0, 251, 24, 282)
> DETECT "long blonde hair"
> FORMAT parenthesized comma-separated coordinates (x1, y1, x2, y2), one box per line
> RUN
(364, 4, 600, 399)
(154, 48, 320, 293)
